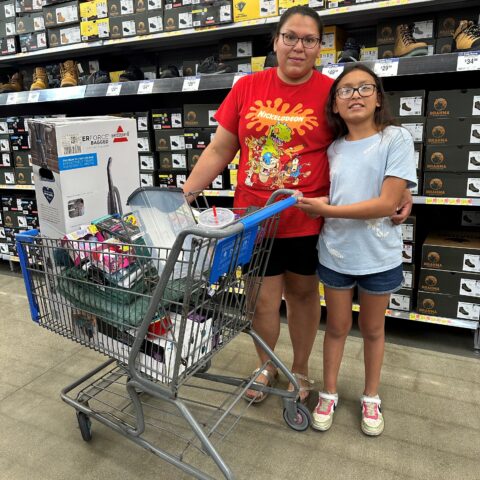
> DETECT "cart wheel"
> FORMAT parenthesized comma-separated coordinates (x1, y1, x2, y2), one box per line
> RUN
(76, 411, 92, 442)
(283, 403, 311, 432)
(196, 359, 211, 374)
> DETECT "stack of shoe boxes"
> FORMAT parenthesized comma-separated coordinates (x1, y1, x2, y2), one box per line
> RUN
(219, 39, 252, 74)
(135, 112, 156, 187)
(232, 0, 277, 23)
(386, 89, 426, 195)
(0, 0, 18, 55)
(17, 10, 47, 52)
(417, 231, 480, 322)
(44, 0, 81, 47)
(424, 89, 480, 199)
(319, 25, 345, 65)
(191, 0, 233, 28)
(80, 0, 110, 42)
(108, 0, 163, 39)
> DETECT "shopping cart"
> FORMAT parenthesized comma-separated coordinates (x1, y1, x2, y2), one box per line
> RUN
(16, 188, 311, 480)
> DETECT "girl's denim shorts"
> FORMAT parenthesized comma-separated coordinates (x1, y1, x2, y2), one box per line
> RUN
(317, 263, 403, 295)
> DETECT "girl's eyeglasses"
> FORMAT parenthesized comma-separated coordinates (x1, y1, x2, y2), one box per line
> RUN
(280, 32, 320, 49)
(336, 84, 377, 100)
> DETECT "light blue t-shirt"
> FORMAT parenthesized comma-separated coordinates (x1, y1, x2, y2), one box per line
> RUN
(318, 126, 417, 275)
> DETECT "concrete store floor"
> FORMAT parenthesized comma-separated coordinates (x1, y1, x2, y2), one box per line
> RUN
(1, 264, 480, 480)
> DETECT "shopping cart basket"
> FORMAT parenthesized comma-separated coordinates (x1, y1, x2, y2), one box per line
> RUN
(16, 188, 312, 480)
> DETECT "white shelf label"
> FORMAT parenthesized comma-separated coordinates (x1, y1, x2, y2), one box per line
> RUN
(182, 76, 200, 92)
(6, 93, 17, 105)
(232, 73, 246, 87)
(27, 91, 40, 103)
(322, 64, 344, 79)
(106, 83, 122, 96)
(137, 81, 154, 95)
(374, 58, 399, 77)
(457, 52, 480, 72)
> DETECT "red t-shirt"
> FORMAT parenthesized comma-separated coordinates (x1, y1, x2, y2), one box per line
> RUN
(215, 68, 334, 238)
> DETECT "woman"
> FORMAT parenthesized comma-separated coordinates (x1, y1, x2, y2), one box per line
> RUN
(183, 6, 410, 402)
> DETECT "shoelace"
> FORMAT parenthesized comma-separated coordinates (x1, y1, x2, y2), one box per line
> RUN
(400, 24, 416, 45)
(363, 401, 379, 419)
(462, 22, 480, 39)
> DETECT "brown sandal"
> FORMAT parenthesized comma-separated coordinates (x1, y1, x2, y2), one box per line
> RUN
(244, 367, 278, 404)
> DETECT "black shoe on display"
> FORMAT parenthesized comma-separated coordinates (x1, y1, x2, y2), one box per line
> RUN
(470, 157, 480, 166)
(472, 129, 480, 139)
(149, 0, 155, 5)
(198, 56, 217, 74)
(160, 65, 180, 78)
(391, 298, 401, 307)
(149, 22, 158, 29)
(216, 62, 233, 74)
(459, 306, 470, 316)
(137, 142, 143, 149)
(179, 18, 187, 25)
(465, 259, 476, 268)
(468, 183, 480, 193)
(401, 102, 412, 112)
(87, 70, 110, 84)
(119, 65, 145, 82)
(172, 140, 179, 147)
(338, 38, 361, 63)
(461, 283, 472, 293)
(264, 51, 278, 69)
(121, 4, 128, 10)
(141, 160, 148, 167)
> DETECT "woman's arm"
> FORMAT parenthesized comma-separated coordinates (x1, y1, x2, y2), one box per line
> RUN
(296, 176, 407, 219)
(183, 125, 240, 196)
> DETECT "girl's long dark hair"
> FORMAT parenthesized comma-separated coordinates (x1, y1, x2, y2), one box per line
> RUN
(326, 64, 396, 140)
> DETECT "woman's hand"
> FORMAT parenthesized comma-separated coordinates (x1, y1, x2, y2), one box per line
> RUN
(295, 196, 330, 218)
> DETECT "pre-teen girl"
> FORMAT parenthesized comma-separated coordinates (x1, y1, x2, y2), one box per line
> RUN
(296, 65, 417, 436)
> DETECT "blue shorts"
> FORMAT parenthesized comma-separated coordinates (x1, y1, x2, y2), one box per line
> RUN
(317, 263, 403, 295)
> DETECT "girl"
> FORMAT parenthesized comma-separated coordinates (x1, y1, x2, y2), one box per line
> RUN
(296, 65, 417, 436)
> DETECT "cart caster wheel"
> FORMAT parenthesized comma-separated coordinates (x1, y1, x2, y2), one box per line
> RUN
(76, 411, 92, 442)
(196, 359, 211, 374)
(283, 403, 311, 432)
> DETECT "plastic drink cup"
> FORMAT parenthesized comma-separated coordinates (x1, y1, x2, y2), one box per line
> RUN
(197, 207, 234, 228)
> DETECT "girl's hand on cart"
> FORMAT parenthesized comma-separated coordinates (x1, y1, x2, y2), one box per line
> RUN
(295, 196, 329, 219)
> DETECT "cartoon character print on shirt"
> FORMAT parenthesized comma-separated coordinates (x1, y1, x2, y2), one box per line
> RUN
(244, 98, 318, 189)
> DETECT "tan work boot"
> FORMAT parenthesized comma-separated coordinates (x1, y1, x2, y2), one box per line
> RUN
(453, 20, 480, 52)
(30, 67, 48, 90)
(394, 24, 428, 57)
(0, 72, 24, 93)
(60, 60, 78, 87)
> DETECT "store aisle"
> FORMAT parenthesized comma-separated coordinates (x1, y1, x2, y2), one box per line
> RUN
(1, 270, 479, 480)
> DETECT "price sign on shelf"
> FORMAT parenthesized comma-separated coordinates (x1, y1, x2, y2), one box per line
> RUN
(374, 58, 399, 77)
(232, 73, 247, 87)
(28, 91, 40, 103)
(322, 64, 344, 79)
(6, 93, 17, 105)
(456, 52, 480, 72)
(137, 80, 154, 95)
(182, 76, 200, 92)
(106, 83, 122, 96)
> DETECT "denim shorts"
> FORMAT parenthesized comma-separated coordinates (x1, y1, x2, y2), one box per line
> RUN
(317, 263, 403, 295)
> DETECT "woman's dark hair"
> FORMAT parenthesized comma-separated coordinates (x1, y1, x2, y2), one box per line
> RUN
(326, 64, 396, 140)
(273, 5, 324, 41)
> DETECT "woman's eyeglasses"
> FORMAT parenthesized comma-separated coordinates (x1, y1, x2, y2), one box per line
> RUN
(336, 84, 377, 100)
(280, 32, 321, 49)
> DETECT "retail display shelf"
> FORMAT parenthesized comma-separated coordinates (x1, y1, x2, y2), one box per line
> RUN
(319, 299, 479, 330)
(1, 254, 19, 262)
(413, 196, 480, 206)
(0, 184, 35, 190)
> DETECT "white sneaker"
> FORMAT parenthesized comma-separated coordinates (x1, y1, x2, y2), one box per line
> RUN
(360, 395, 384, 436)
(312, 392, 338, 431)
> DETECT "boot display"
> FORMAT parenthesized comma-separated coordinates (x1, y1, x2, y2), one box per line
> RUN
(60, 60, 78, 87)
(30, 67, 48, 90)
(452, 20, 480, 52)
(0, 72, 24, 93)
(338, 38, 361, 63)
(394, 24, 428, 57)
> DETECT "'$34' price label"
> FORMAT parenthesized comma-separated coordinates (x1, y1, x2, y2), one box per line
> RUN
(457, 52, 480, 72)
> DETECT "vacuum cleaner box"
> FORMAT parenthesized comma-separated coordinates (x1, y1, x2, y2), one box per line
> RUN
(28, 116, 139, 238)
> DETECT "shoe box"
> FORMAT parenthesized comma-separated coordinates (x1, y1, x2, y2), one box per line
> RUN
(48, 25, 82, 47)
(2, 210, 38, 229)
(183, 104, 219, 128)
(157, 151, 187, 170)
(13, 151, 32, 168)
(321, 25, 346, 52)
(461, 209, 480, 228)
(163, 5, 192, 31)
(187, 148, 201, 171)
(232, 0, 278, 22)
(154, 128, 185, 150)
(401, 215, 416, 243)
(5, 116, 28, 134)
(426, 118, 480, 145)
(251, 55, 266, 72)
(19, 31, 47, 51)
(377, 44, 395, 59)
(137, 131, 152, 152)
(427, 89, 480, 118)
(16, 12, 45, 34)
(43, 1, 80, 28)
(184, 128, 215, 149)
(107, 0, 134, 16)
(436, 10, 480, 38)
(135, 112, 149, 131)
(389, 287, 413, 312)
(395, 117, 426, 143)
(14, 167, 34, 185)
(0, 18, 16, 36)
(139, 152, 157, 171)
(174, 173, 187, 189)
(136, 0, 163, 13)
(0, 152, 11, 167)
(182, 60, 198, 76)
(10, 133, 30, 150)
(139, 172, 155, 186)
(151, 108, 183, 130)
(419, 268, 480, 299)
(15, 0, 43, 13)
(157, 172, 176, 187)
(192, 1, 233, 27)
(0, 134, 10, 152)
(0, 168, 15, 185)
(424, 145, 480, 172)
(219, 39, 252, 60)
(146, 10, 163, 32)
(28, 116, 139, 238)
(109, 12, 153, 38)
(0, 0, 15, 21)
(377, 16, 435, 45)
(164, 0, 190, 8)
(210, 171, 230, 190)
(413, 143, 423, 171)
(421, 231, 480, 274)
(402, 241, 414, 264)
(80, 18, 110, 41)
(423, 172, 480, 198)
(222, 57, 252, 73)
(434, 37, 453, 55)
(417, 290, 479, 321)
(402, 263, 415, 289)
(385, 90, 425, 117)
(0, 36, 18, 55)
(80, 0, 108, 21)
(278, 0, 308, 15)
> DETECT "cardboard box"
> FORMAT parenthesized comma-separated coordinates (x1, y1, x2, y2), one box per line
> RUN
(192, 1, 232, 27)
(424, 145, 480, 172)
(15, 0, 43, 13)
(0, 152, 11, 167)
(187, 148, 202, 170)
(175, 173, 187, 189)
(164, 0, 190, 8)
(417, 290, 479, 321)
(219, 39, 252, 60)
(0, 134, 10, 152)
(48, 25, 81, 47)
(402, 242, 414, 264)
(251, 56, 266, 72)
(377, 44, 395, 59)
(0, 168, 15, 185)
(152, 108, 183, 130)
(158, 151, 173, 170)
(163, 5, 192, 31)
(135, 112, 149, 131)
(279, 0, 308, 14)
(16, 12, 45, 33)
(139, 172, 155, 187)
(461, 210, 480, 228)
(360, 46, 378, 62)
(402, 263, 415, 289)
(157, 151, 187, 170)
(321, 25, 345, 52)
(0, 19, 16, 36)
(401, 216, 416, 243)
(80, 18, 110, 41)
(233, 0, 277, 22)
(109, 14, 139, 38)
(427, 89, 480, 118)
(419, 268, 480, 298)
(28, 116, 139, 238)
(183, 104, 219, 128)
(423, 172, 480, 198)
(137, 131, 152, 152)
(139, 152, 156, 171)
(389, 288, 413, 312)
(10, 133, 30, 150)
(395, 117, 425, 143)
(184, 128, 215, 149)
(421, 231, 480, 274)
(146, 11, 163, 32)
(107, 0, 134, 16)
(435, 37, 452, 55)
(0, 36, 18, 55)
(80, 0, 108, 21)
(377, 20, 397, 45)
(0, 0, 16, 20)
(154, 129, 185, 151)
(426, 118, 480, 145)
(43, 1, 80, 28)
(6, 116, 27, 134)
(158, 172, 175, 187)
(19, 31, 48, 51)
(436, 10, 479, 38)
(223, 58, 251, 73)
(14, 167, 34, 185)
(385, 90, 425, 117)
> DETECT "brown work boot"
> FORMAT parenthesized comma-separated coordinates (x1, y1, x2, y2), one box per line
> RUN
(30, 67, 48, 90)
(60, 60, 78, 87)
(394, 24, 428, 57)
(0, 72, 24, 93)
(453, 20, 480, 52)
